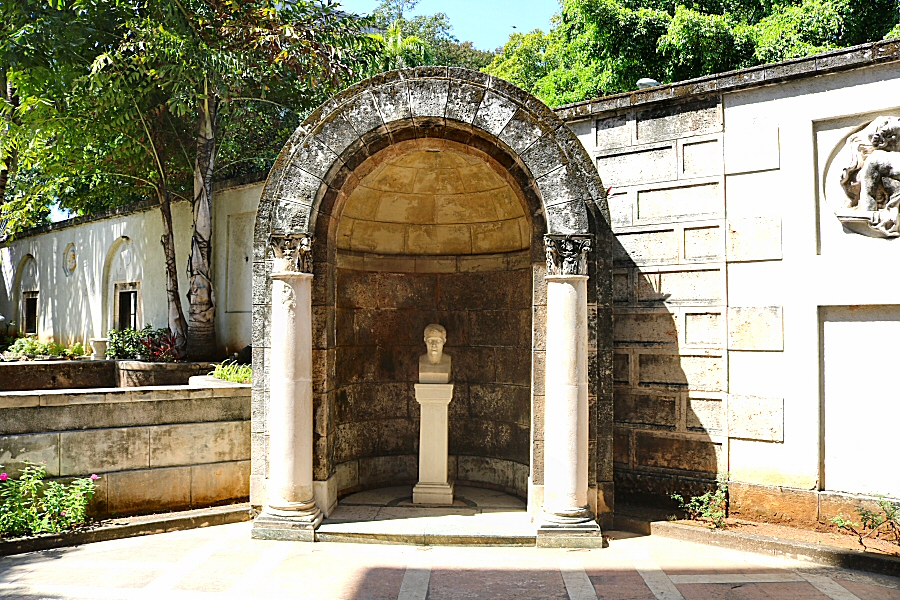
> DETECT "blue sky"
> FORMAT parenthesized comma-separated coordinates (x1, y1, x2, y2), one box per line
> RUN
(337, 0, 561, 52)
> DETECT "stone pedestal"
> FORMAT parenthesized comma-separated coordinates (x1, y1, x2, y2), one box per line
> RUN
(252, 255, 322, 540)
(413, 383, 454, 505)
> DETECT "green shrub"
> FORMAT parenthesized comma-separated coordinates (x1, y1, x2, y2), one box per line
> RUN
(2, 336, 89, 360)
(831, 497, 900, 550)
(210, 360, 252, 383)
(0, 463, 98, 537)
(672, 473, 729, 529)
(107, 326, 177, 361)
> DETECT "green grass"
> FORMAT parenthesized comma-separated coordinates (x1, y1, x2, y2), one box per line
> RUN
(210, 360, 252, 383)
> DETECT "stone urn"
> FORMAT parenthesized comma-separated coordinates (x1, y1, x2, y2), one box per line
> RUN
(89, 338, 108, 360)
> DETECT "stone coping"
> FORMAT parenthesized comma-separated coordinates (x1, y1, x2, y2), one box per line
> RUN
(0, 503, 251, 557)
(0, 382, 250, 409)
(554, 38, 900, 120)
(647, 520, 900, 579)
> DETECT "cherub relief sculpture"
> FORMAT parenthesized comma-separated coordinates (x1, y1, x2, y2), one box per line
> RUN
(837, 116, 900, 238)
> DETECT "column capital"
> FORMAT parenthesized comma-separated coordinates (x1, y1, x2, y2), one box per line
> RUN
(269, 233, 314, 274)
(544, 234, 592, 276)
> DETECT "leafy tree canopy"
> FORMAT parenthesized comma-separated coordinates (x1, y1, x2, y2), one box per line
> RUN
(369, 0, 496, 70)
(485, 0, 900, 107)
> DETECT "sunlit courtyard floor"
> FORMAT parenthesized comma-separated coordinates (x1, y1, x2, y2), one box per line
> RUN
(3, 518, 900, 599)
(317, 485, 534, 545)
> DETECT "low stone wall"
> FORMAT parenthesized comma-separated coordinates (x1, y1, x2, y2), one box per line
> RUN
(0, 360, 116, 391)
(729, 482, 900, 527)
(0, 360, 217, 391)
(0, 383, 250, 517)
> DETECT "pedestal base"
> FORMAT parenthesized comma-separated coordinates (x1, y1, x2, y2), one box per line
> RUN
(536, 522, 603, 548)
(413, 481, 455, 505)
(251, 510, 323, 542)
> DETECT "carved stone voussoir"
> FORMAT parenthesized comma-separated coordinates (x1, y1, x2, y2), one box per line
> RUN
(544, 234, 593, 276)
(269, 233, 314, 273)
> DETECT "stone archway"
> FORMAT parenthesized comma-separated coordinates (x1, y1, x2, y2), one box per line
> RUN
(251, 68, 613, 545)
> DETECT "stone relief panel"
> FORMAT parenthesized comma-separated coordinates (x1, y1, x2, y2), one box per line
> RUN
(827, 115, 900, 238)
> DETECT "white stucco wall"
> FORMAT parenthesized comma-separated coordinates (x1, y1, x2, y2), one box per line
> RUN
(0, 180, 263, 354)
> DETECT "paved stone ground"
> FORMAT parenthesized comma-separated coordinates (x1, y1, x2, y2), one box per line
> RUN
(1, 522, 899, 599)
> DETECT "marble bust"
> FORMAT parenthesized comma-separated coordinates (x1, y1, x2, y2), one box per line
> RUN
(419, 324, 451, 383)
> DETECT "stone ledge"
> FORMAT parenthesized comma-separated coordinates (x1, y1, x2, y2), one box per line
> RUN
(0, 503, 251, 557)
(647, 520, 900, 579)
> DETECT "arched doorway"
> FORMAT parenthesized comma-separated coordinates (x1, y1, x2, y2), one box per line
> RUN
(250, 68, 613, 545)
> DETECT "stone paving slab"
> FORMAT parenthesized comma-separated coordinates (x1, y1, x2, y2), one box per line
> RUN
(2, 522, 900, 599)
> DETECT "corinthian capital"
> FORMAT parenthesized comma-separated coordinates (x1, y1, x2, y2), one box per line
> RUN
(544, 234, 592, 276)
(270, 233, 314, 273)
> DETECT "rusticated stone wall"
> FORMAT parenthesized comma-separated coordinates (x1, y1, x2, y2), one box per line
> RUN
(329, 260, 532, 497)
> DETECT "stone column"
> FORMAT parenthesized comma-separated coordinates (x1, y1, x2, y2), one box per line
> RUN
(253, 234, 322, 541)
(538, 234, 601, 546)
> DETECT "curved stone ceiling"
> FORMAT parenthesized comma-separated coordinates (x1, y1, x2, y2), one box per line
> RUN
(335, 149, 529, 256)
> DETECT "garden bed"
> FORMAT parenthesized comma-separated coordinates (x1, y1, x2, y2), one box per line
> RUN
(673, 518, 900, 557)
(0, 359, 216, 391)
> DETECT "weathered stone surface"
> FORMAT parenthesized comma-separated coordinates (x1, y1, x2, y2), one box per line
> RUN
(686, 397, 723, 433)
(635, 97, 721, 142)
(728, 306, 784, 351)
(613, 312, 677, 346)
(191, 460, 251, 505)
(409, 78, 450, 118)
(636, 181, 723, 223)
(726, 217, 782, 262)
(150, 421, 250, 467)
(596, 113, 630, 150)
(473, 90, 518, 136)
(683, 312, 722, 346)
(683, 226, 723, 262)
(107, 466, 192, 515)
(729, 481, 817, 524)
(0, 433, 60, 477)
(636, 268, 723, 305)
(60, 428, 149, 475)
(342, 91, 384, 138)
(728, 394, 784, 442)
(682, 138, 721, 178)
(445, 81, 484, 124)
(0, 361, 116, 392)
(638, 353, 724, 391)
(634, 432, 721, 473)
(597, 144, 676, 187)
(614, 229, 678, 266)
(614, 392, 676, 428)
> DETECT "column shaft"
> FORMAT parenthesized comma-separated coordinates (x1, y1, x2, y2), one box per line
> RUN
(265, 260, 321, 525)
(542, 274, 591, 525)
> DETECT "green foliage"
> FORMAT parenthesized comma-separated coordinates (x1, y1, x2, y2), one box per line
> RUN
(0, 462, 98, 537)
(367, 0, 495, 71)
(2, 336, 85, 359)
(485, 0, 900, 107)
(831, 497, 900, 550)
(210, 360, 252, 384)
(672, 473, 729, 529)
(106, 325, 177, 362)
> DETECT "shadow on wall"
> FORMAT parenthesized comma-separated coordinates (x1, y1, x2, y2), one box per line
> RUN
(610, 235, 724, 510)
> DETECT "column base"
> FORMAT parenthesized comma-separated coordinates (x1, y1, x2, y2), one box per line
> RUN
(536, 522, 604, 548)
(251, 508, 323, 542)
(413, 481, 455, 505)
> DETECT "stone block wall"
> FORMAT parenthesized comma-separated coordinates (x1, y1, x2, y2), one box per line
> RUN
(568, 97, 729, 505)
(0, 384, 251, 516)
(329, 254, 532, 497)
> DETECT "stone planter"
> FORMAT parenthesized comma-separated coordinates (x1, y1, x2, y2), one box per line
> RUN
(116, 361, 216, 387)
(89, 338, 108, 360)
(188, 375, 248, 388)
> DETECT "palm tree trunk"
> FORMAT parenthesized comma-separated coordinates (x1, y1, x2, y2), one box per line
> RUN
(159, 185, 189, 357)
(186, 86, 217, 360)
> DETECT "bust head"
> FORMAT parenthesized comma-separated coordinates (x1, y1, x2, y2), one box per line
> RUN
(423, 323, 447, 365)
